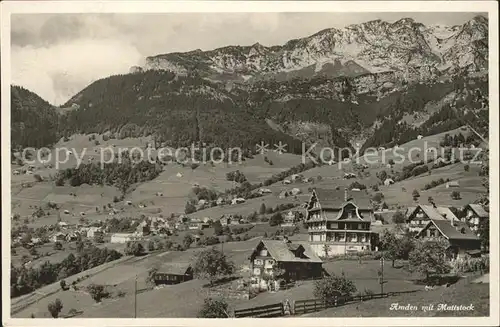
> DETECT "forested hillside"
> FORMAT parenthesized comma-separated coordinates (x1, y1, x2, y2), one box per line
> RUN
(11, 86, 60, 149)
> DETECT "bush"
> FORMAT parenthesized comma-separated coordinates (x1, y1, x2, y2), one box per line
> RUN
(124, 242, 145, 256)
(313, 274, 357, 301)
(53, 242, 63, 250)
(464, 164, 470, 172)
(197, 297, 229, 318)
(451, 191, 461, 200)
(47, 299, 63, 318)
(87, 284, 109, 303)
(59, 280, 67, 291)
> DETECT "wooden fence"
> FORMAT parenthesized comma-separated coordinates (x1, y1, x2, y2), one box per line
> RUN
(232, 292, 410, 317)
(293, 293, 389, 315)
(234, 302, 284, 318)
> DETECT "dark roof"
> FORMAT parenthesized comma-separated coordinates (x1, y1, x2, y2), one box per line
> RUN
(312, 189, 371, 210)
(259, 240, 323, 263)
(422, 219, 479, 240)
(467, 204, 489, 218)
(157, 262, 192, 275)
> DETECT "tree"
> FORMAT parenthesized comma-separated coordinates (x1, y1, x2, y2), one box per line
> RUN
(464, 164, 470, 172)
(380, 230, 415, 267)
(477, 218, 489, 251)
(412, 189, 420, 198)
(146, 266, 159, 288)
(212, 220, 223, 236)
(193, 247, 235, 286)
(197, 297, 229, 318)
(313, 274, 357, 301)
(148, 240, 155, 252)
(183, 234, 194, 249)
(427, 196, 434, 205)
(185, 201, 196, 214)
(259, 203, 267, 215)
(392, 211, 405, 224)
(53, 242, 63, 251)
(451, 191, 461, 200)
(124, 241, 145, 256)
(87, 284, 109, 303)
(409, 238, 450, 280)
(269, 212, 283, 227)
(59, 280, 67, 291)
(372, 192, 384, 203)
(93, 233, 104, 244)
(47, 299, 63, 318)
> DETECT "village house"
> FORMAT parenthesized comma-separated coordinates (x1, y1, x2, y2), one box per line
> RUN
(278, 190, 291, 199)
(86, 227, 102, 238)
(65, 232, 79, 242)
(416, 218, 481, 259)
(249, 238, 323, 282)
(291, 188, 301, 196)
(405, 204, 458, 233)
(304, 188, 375, 257)
(343, 173, 356, 179)
(258, 188, 272, 195)
(51, 232, 66, 243)
(220, 215, 232, 226)
(446, 181, 460, 188)
(462, 203, 489, 233)
(136, 221, 151, 236)
(110, 233, 135, 243)
(384, 178, 395, 186)
(153, 262, 193, 285)
(281, 211, 300, 227)
(231, 197, 246, 205)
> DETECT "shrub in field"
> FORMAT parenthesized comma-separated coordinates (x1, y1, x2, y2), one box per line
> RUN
(124, 241, 145, 256)
(47, 299, 63, 318)
(313, 274, 357, 301)
(197, 297, 229, 318)
(87, 284, 109, 303)
(59, 280, 67, 291)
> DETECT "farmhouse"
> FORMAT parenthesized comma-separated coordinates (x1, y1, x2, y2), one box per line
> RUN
(462, 204, 489, 232)
(405, 205, 458, 233)
(51, 232, 66, 243)
(417, 135, 423, 140)
(446, 181, 460, 188)
(291, 188, 301, 196)
(154, 262, 193, 285)
(110, 233, 135, 243)
(343, 173, 356, 179)
(281, 211, 299, 227)
(416, 219, 481, 260)
(283, 179, 291, 185)
(278, 190, 290, 199)
(220, 215, 232, 226)
(249, 239, 323, 281)
(304, 188, 375, 257)
(231, 197, 246, 205)
(384, 178, 395, 186)
(258, 188, 272, 195)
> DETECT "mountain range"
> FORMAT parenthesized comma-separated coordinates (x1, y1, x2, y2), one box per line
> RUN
(11, 16, 489, 156)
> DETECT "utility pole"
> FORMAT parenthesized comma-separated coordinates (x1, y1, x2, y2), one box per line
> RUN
(344, 224, 347, 255)
(380, 257, 385, 294)
(134, 275, 137, 318)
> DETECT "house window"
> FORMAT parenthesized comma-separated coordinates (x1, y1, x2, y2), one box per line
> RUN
(254, 259, 263, 266)
(259, 249, 268, 256)
(266, 259, 275, 266)
(330, 223, 338, 229)
(253, 268, 261, 275)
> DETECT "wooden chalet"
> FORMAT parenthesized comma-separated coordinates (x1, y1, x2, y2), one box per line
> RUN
(463, 204, 489, 232)
(249, 238, 323, 281)
(154, 262, 193, 285)
(405, 204, 458, 233)
(416, 218, 481, 259)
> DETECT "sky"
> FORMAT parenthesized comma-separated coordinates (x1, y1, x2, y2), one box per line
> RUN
(11, 12, 486, 106)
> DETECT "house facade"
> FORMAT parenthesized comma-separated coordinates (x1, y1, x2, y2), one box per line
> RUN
(463, 204, 489, 233)
(405, 205, 457, 233)
(249, 239, 323, 282)
(304, 189, 375, 257)
(110, 233, 135, 243)
(154, 263, 193, 285)
(416, 219, 481, 259)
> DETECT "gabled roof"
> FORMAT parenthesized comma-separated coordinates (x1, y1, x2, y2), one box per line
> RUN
(407, 205, 448, 221)
(419, 219, 479, 240)
(157, 262, 192, 275)
(258, 240, 323, 263)
(466, 204, 489, 218)
(311, 189, 371, 210)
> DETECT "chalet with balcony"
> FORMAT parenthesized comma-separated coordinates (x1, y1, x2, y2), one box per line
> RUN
(462, 204, 489, 233)
(405, 205, 458, 233)
(304, 188, 375, 257)
(416, 218, 481, 259)
(249, 238, 323, 281)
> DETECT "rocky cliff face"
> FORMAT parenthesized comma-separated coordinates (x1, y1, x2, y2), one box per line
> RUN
(139, 16, 488, 83)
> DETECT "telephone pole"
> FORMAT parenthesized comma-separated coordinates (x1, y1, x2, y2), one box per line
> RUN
(380, 257, 385, 294)
(134, 275, 137, 318)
